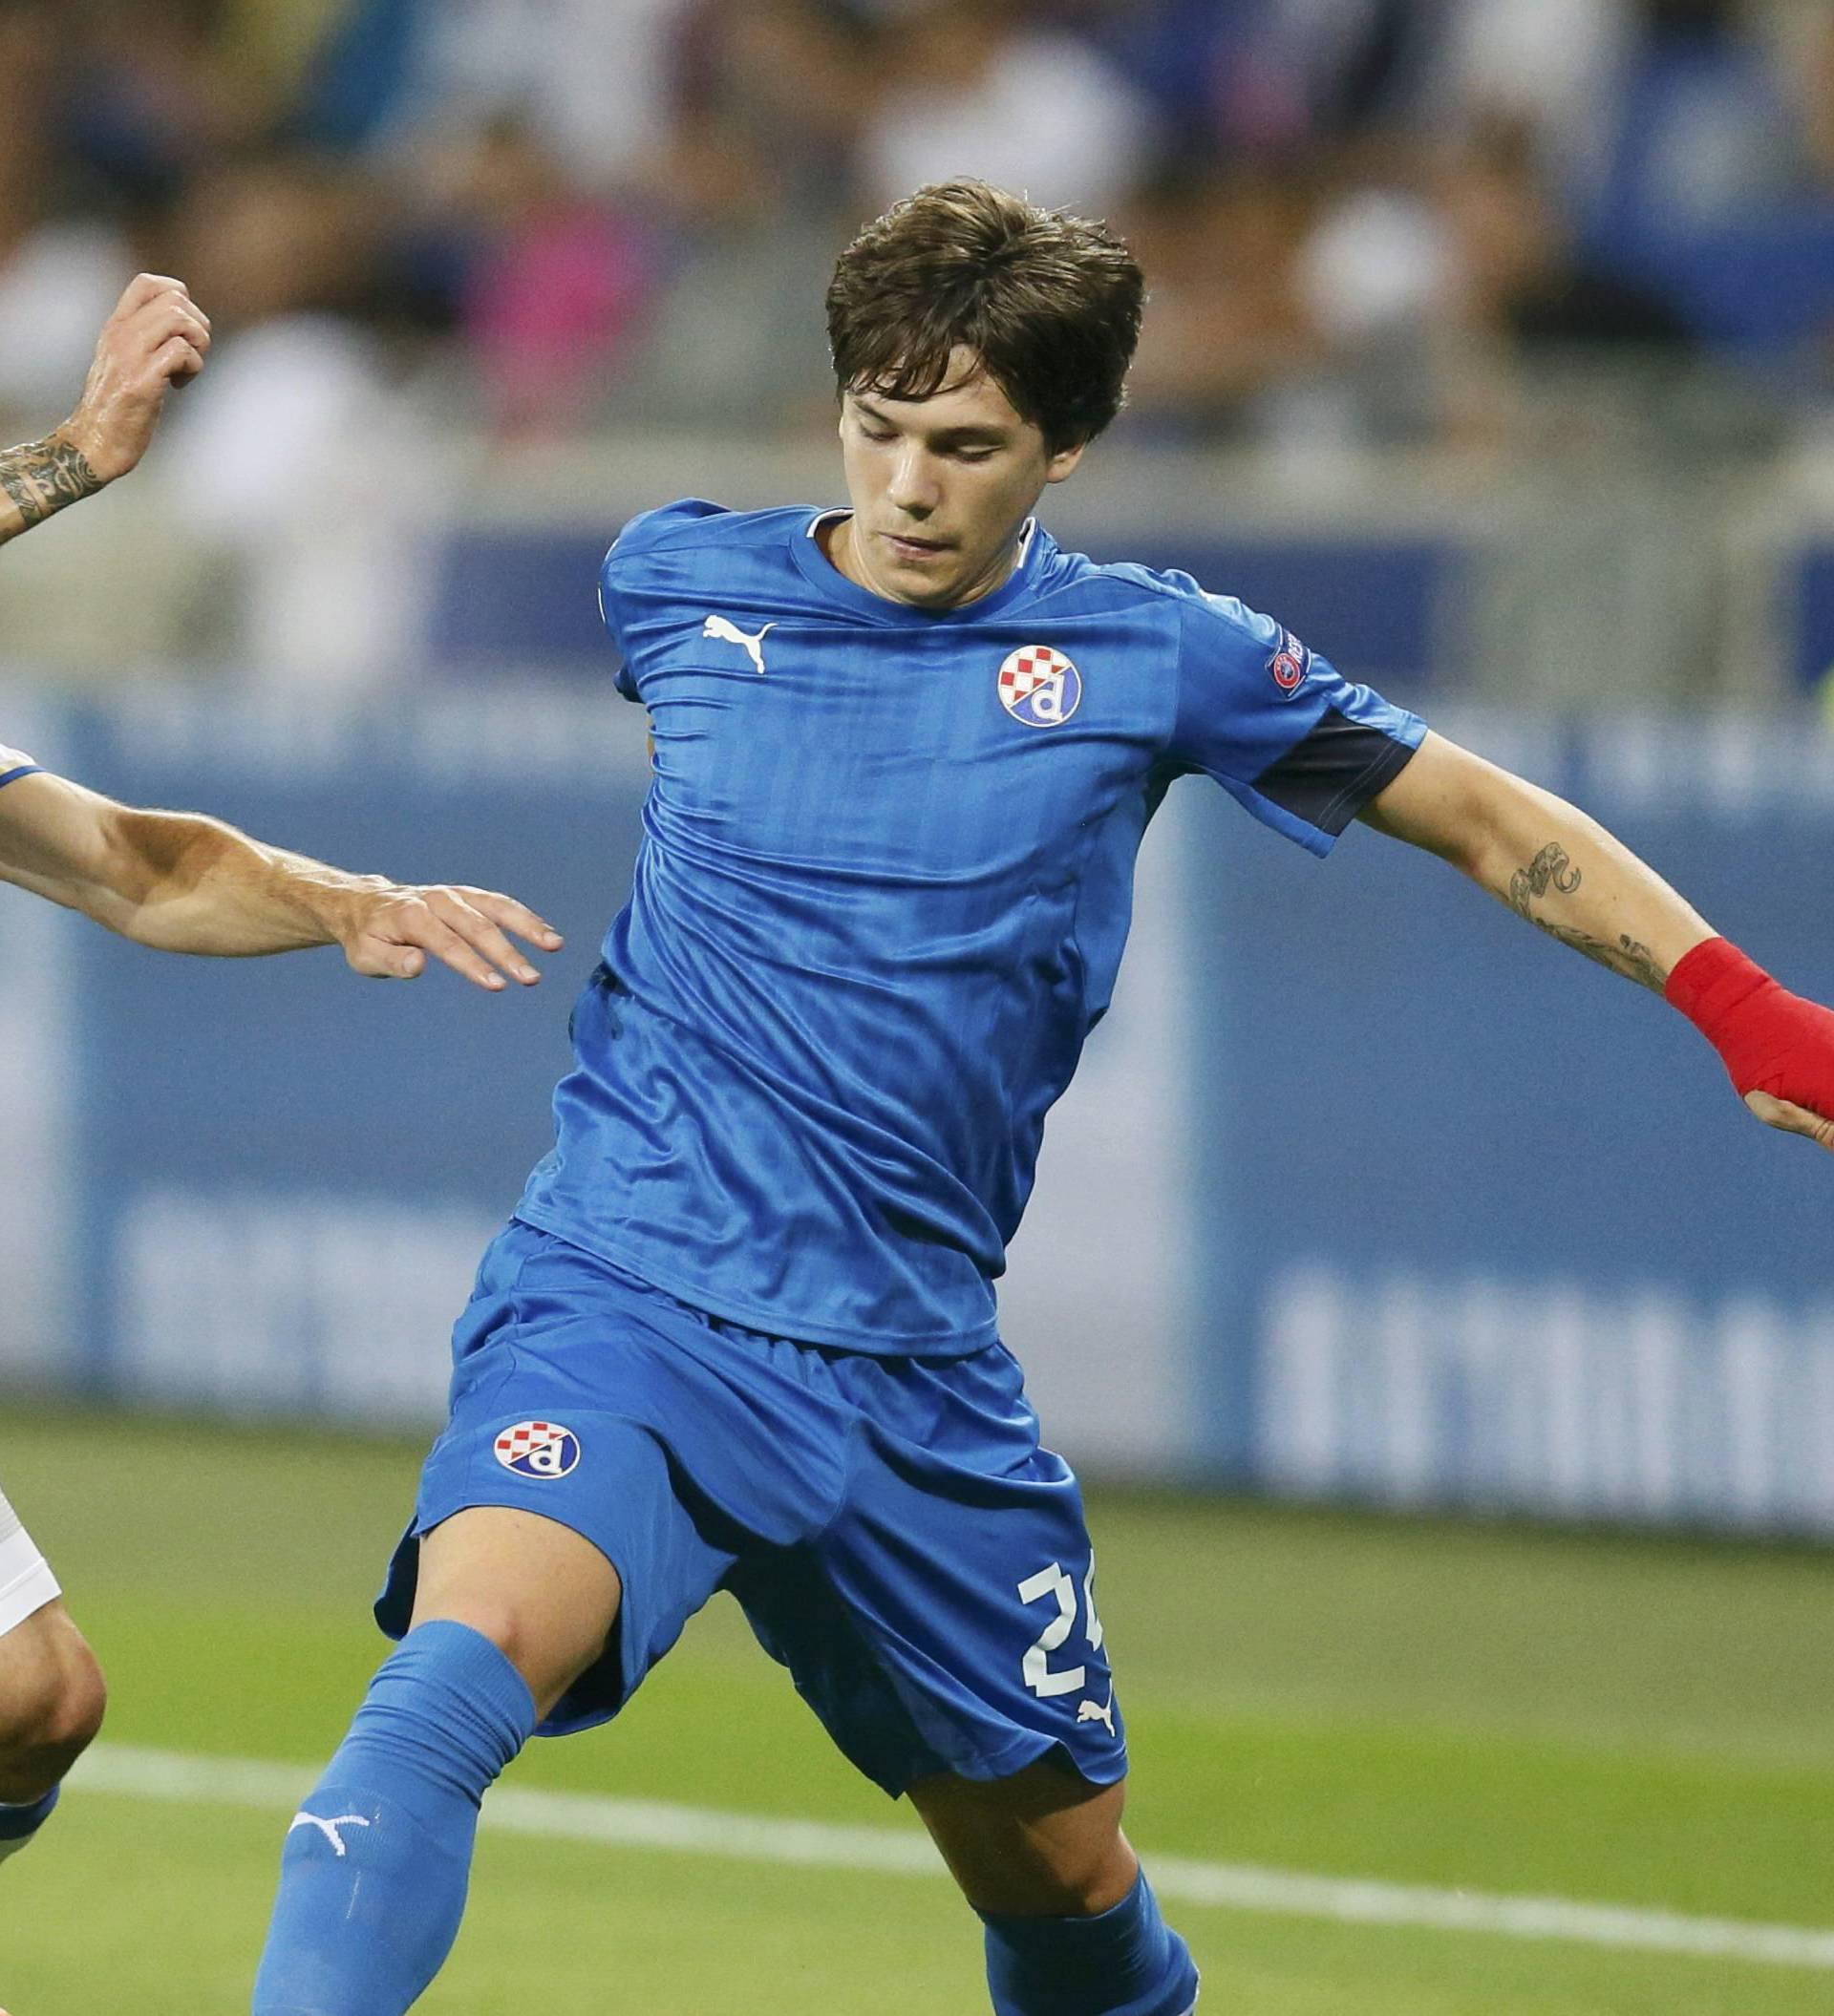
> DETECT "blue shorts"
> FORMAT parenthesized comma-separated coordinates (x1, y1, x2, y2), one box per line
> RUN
(376, 1220, 1125, 1797)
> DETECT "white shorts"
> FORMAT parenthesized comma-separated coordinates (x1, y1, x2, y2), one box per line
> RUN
(0, 1483, 60, 1638)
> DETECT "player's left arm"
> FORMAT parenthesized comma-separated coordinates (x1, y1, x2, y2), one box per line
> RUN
(0, 771, 563, 989)
(1360, 730, 1834, 1152)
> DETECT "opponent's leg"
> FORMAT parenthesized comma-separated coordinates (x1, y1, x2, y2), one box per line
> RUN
(252, 1509, 619, 2016)
(910, 1761, 1198, 2016)
(0, 1484, 106, 1866)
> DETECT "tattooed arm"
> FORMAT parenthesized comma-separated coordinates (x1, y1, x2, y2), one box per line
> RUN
(0, 273, 211, 547)
(1359, 732, 1834, 1155)
(1357, 731, 1714, 991)
(0, 435, 105, 541)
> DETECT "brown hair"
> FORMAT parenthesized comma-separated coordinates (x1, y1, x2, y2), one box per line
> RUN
(826, 180, 1145, 454)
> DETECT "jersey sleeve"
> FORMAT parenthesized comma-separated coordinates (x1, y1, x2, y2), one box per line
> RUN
(1168, 584, 1425, 858)
(0, 744, 42, 791)
(599, 499, 732, 703)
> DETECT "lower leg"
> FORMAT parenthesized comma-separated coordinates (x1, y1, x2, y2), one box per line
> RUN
(252, 1510, 620, 2016)
(910, 1762, 1199, 2016)
(977, 1872, 1199, 2016)
(251, 1620, 536, 2015)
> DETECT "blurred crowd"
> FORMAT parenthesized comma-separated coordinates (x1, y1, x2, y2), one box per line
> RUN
(3, 0, 1834, 684)
(8, 0, 1834, 446)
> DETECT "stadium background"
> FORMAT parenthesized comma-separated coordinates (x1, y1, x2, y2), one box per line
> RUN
(2, 2, 1833, 2010)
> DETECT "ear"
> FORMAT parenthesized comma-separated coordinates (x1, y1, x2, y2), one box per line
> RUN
(1043, 439, 1086, 485)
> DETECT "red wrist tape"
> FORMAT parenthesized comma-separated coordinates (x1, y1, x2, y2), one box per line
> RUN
(1666, 937, 1834, 1112)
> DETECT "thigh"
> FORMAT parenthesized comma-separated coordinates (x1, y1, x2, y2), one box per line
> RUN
(373, 1224, 753, 1734)
(733, 1347, 1128, 1798)
(908, 1757, 1137, 1917)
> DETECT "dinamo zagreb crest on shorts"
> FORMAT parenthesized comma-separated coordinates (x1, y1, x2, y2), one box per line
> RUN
(381, 1221, 1125, 1795)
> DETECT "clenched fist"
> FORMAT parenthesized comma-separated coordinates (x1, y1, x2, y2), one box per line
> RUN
(57, 272, 213, 485)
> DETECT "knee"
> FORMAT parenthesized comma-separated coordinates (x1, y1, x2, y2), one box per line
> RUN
(420, 1605, 540, 1681)
(404, 1603, 601, 1723)
(0, 1614, 106, 1800)
(408, 1508, 621, 1720)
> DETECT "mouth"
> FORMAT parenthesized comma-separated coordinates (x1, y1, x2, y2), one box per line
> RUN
(881, 531, 952, 562)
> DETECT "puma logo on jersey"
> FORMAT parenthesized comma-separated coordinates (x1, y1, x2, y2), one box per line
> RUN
(1077, 1690, 1117, 1738)
(702, 615, 775, 675)
(288, 1811, 372, 1857)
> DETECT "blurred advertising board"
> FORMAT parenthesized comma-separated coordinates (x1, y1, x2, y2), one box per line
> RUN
(2, 690, 1830, 1534)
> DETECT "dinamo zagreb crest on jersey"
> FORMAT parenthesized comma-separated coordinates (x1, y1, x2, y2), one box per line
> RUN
(514, 500, 1425, 1353)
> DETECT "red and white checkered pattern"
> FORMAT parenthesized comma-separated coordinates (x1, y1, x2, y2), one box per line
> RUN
(495, 1420, 565, 1460)
(997, 646, 1073, 707)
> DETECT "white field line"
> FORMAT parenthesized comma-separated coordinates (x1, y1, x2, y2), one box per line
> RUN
(72, 1744, 1834, 1973)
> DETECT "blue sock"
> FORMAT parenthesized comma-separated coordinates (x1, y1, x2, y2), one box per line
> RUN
(252, 1621, 536, 2016)
(0, 1784, 59, 1866)
(982, 1870, 1199, 2016)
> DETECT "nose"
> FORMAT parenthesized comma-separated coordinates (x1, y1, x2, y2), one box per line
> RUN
(886, 443, 941, 520)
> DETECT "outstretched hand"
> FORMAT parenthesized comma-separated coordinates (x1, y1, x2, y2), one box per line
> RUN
(59, 273, 212, 485)
(338, 883, 565, 991)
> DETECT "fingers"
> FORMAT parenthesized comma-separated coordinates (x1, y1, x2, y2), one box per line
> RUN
(348, 942, 427, 982)
(461, 888, 565, 955)
(98, 280, 212, 393)
(419, 888, 542, 987)
(1744, 1091, 1834, 1155)
(150, 332, 207, 386)
(112, 271, 188, 318)
(115, 274, 212, 334)
(352, 886, 557, 991)
(125, 299, 213, 373)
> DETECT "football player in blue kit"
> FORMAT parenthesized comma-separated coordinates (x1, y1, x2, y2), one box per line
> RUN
(254, 181, 1834, 2016)
(0, 275, 563, 1878)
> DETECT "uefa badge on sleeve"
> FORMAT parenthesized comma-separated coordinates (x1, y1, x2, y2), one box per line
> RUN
(493, 1420, 582, 1480)
(1267, 629, 1312, 697)
(997, 645, 1082, 729)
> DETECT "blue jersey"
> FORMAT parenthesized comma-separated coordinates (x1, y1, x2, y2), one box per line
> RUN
(515, 501, 1424, 1353)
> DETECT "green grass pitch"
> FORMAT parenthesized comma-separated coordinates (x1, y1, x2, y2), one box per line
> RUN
(1, 1405, 1830, 2013)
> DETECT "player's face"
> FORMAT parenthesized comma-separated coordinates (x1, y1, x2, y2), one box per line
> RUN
(834, 350, 1085, 609)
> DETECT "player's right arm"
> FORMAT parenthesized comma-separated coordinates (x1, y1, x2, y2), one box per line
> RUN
(0, 768, 563, 989)
(0, 273, 211, 547)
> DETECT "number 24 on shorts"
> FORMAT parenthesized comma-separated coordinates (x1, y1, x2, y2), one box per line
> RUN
(1017, 1557, 1104, 1698)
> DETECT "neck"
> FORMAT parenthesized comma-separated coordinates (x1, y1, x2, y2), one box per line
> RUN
(823, 514, 1031, 610)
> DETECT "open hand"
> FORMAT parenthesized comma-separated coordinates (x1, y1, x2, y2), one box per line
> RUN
(339, 883, 565, 990)
(58, 273, 213, 485)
